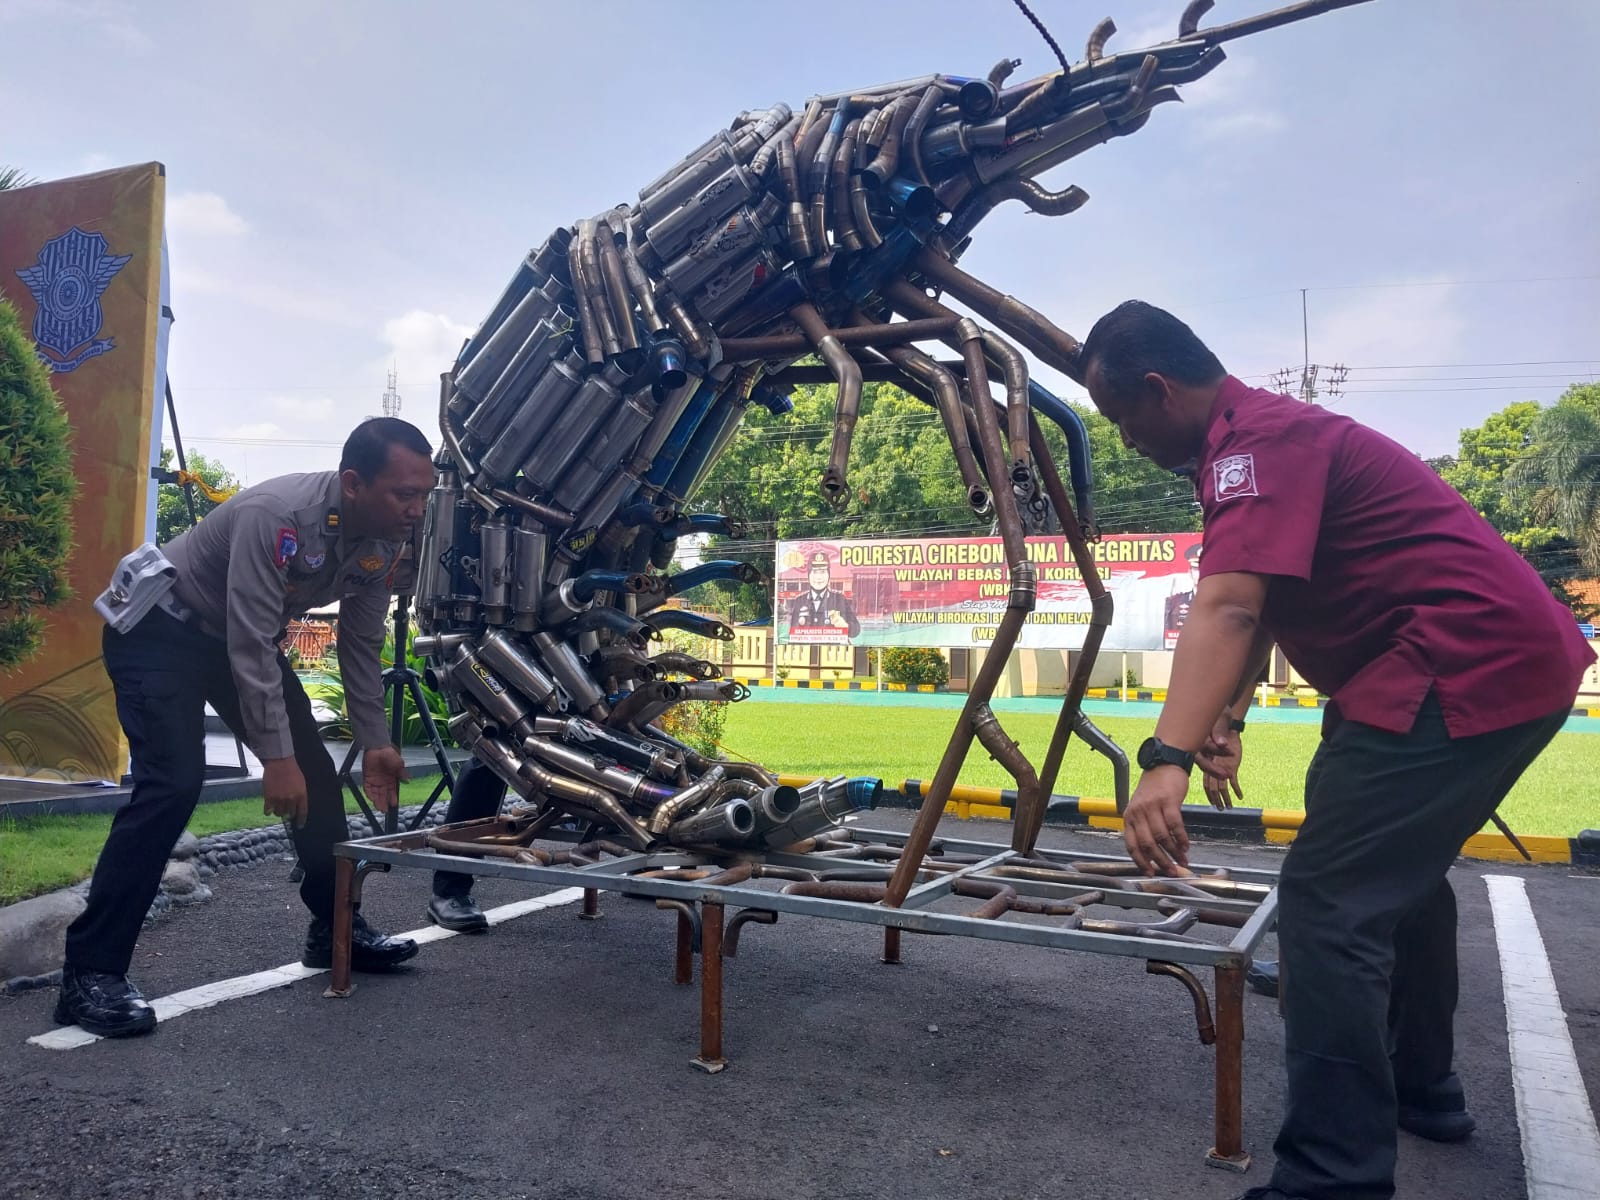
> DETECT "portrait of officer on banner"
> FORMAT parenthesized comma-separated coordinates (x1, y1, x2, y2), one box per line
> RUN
(786, 549, 860, 643)
(1164, 541, 1202, 649)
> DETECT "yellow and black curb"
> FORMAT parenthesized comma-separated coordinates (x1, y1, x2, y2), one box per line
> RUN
(778, 774, 1598, 867)
(1086, 687, 1600, 718)
(732, 677, 940, 692)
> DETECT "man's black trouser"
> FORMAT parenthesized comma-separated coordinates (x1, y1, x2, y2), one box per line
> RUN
(64, 610, 350, 976)
(432, 758, 509, 899)
(1269, 692, 1568, 1200)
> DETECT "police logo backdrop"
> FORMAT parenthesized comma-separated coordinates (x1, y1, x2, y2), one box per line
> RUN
(0, 163, 165, 782)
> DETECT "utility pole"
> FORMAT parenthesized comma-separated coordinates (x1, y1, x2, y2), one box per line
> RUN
(1271, 289, 1348, 404)
(381, 366, 402, 418)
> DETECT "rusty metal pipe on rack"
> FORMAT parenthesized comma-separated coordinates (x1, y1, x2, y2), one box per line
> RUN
(790, 301, 863, 509)
(914, 249, 1084, 381)
(1024, 422, 1113, 851)
(971, 704, 1044, 850)
(875, 341, 989, 513)
(1148, 961, 1217, 1044)
(831, 120, 862, 252)
(717, 317, 958, 360)
(957, 318, 1029, 567)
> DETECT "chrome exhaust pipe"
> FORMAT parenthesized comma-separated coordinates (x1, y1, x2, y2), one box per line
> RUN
(478, 628, 565, 714)
(667, 796, 754, 846)
(647, 764, 725, 834)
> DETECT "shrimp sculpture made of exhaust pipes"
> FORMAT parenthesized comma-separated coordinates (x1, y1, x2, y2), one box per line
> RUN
(412, 0, 1370, 862)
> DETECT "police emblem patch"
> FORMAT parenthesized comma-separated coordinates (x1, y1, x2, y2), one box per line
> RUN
(302, 553, 326, 569)
(14, 227, 133, 373)
(275, 527, 299, 568)
(358, 554, 386, 573)
(1213, 453, 1258, 502)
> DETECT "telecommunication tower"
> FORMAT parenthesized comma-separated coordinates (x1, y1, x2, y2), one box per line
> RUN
(382, 367, 402, 418)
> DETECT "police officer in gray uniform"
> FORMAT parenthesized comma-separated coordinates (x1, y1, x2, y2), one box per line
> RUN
(56, 418, 435, 1037)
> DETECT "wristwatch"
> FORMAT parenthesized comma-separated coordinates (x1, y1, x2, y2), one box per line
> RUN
(1228, 717, 1247, 733)
(1137, 736, 1195, 775)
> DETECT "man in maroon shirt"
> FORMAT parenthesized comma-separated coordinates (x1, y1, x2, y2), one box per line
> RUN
(1078, 301, 1593, 1200)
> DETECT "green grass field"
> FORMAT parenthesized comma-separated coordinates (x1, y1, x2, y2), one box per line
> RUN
(2, 700, 1593, 905)
(718, 702, 1597, 838)
(0, 781, 441, 905)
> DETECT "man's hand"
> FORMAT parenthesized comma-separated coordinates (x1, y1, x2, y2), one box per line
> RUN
(362, 745, 409, 813)
(828, 611, 848, 629)
(1122, 765, 1191, 876)
(1195, 718, 1244, 810)
(262, 757, 309, 828)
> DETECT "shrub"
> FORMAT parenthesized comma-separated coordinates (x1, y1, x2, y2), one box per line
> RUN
(657, 698, 728, 757)
(0, 295, 77, 669)
(881, 647, 949, 687)
(306, 632, 452, 746)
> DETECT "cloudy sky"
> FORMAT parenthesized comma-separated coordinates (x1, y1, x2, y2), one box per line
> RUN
(5, 0, 1597, 485)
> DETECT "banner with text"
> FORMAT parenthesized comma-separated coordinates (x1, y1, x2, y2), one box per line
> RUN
(776, 533, 1205, 651)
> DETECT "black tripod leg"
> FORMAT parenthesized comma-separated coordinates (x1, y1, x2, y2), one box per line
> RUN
(404, 677, 458, 831)
(337, 731, 384, 837)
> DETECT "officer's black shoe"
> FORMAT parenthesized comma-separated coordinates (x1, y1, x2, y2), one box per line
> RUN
(427, 894, 488, 933)
(1398, 1072, 1476, 1142)
(1246, 958, 1280, 998)
(302, 913, 419, 971)
(1233, 1188, 1310, 1200)
(53, 964, 157, 1038)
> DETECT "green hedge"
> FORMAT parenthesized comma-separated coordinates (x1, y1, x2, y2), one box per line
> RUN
(0, 294, 76, 669)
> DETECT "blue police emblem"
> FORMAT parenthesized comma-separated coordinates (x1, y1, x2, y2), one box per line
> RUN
(14, 227, 133, 373)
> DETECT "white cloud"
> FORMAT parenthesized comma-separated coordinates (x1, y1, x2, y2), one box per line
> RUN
(270, 394, 335, 423)
(172, 264, 363, 328)
(379, 309, 474, 388)
(167, 192, 249, 237)
(1115, 15, 1185, 52)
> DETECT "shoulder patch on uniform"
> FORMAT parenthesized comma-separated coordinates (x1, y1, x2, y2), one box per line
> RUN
(324, 508, 341, 533)
(1213, 453, 1258, 503)
(358, 554, 386, 573)
(274, 527, 298, 568)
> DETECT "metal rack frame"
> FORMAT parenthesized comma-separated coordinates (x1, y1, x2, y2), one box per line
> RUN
(330, 817, 1278, 1171)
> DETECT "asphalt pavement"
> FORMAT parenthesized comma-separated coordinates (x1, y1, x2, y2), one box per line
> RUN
(2, 813, 1595, 1200)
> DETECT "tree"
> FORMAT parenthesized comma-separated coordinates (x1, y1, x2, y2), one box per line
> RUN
(688, 376, 1200, 622)
(0, 166, 37, 191)
(1507, 383, 1600, 576)
(1435, 401, 1543, 536)
(156, 447, 238, 544)
(1432, 387, 1600, 617)
(1078, 407, 1204, 535)
(0, 294, 78, 669)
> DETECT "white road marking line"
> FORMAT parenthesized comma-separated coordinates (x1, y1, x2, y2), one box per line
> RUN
(1485, 874, 1600, 1199)
(26, 887, 586, 1050)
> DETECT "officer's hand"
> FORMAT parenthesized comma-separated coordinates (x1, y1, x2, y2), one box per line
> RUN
(1122, 766, 1190, 876)
(262, 758, 309, 828)
(828, 611, 848, 628)
(1195, 722, 1244, 810)
(362, 745, 409, 813)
